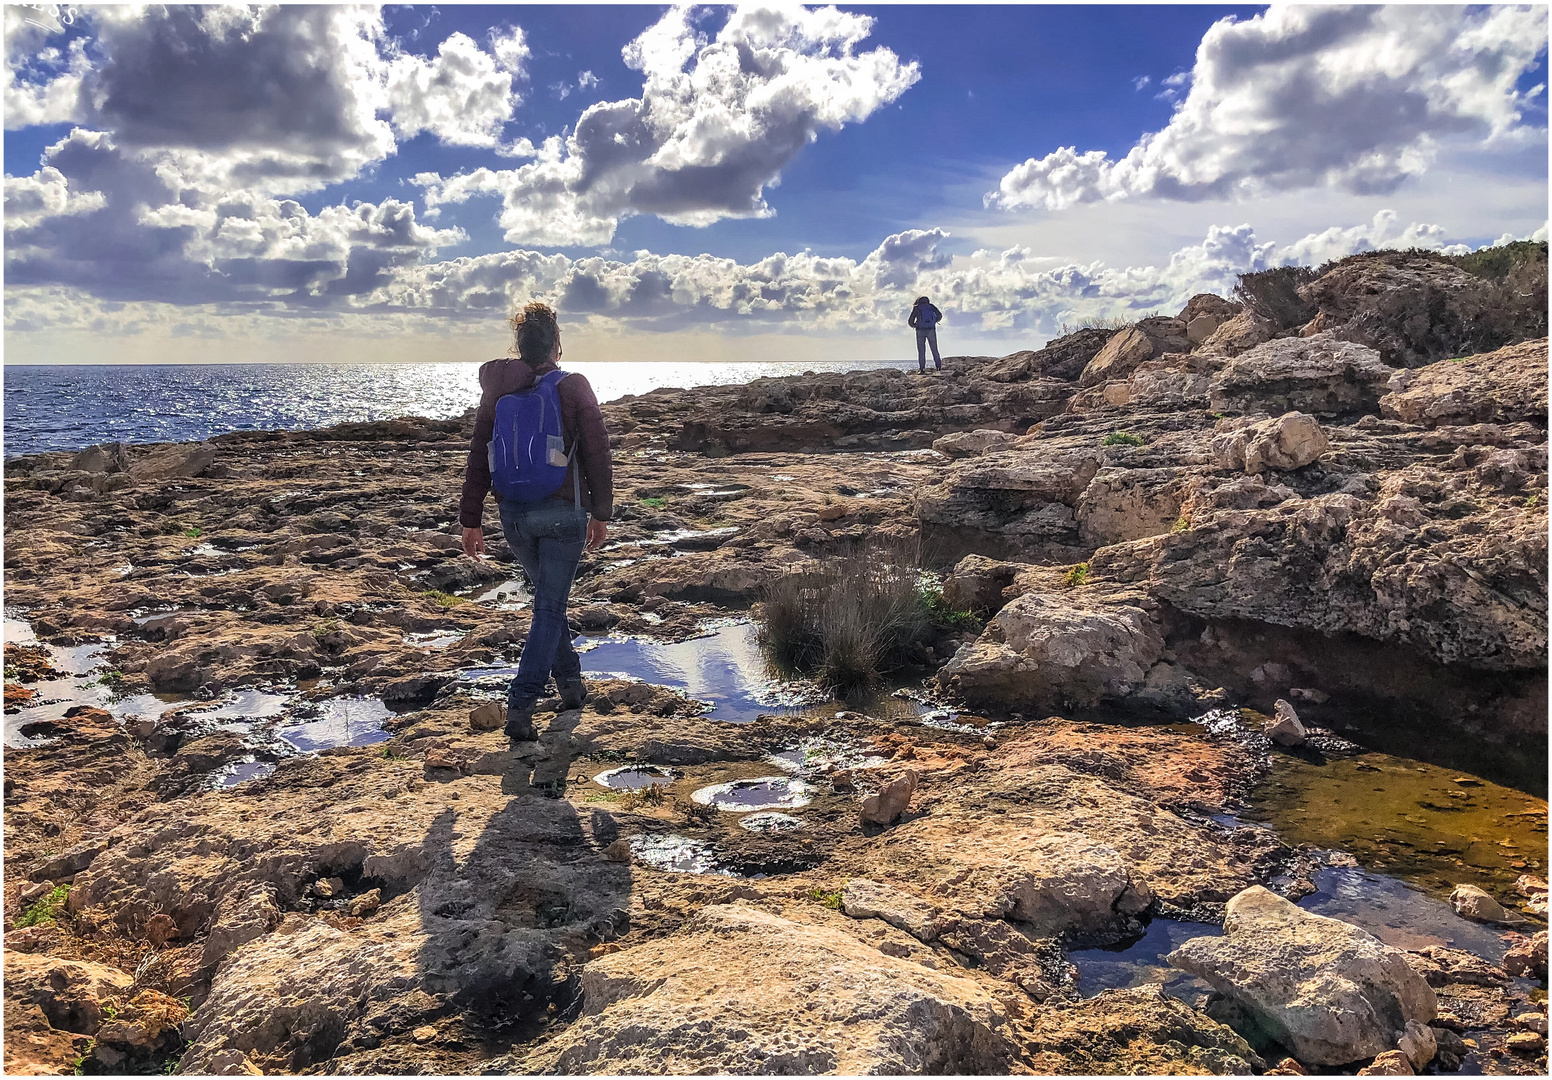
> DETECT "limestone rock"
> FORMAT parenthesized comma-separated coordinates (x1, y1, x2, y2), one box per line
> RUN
(1297, 250, 1547, 367)
(32, 838, 108, 881)
(1181, 293, 1243, 325)
(1503, 931, 1548, 979)
(1380, 339, 1547, 428)
(129, 444, 217, 482)
(981, 327, 1116, 382)
(840, 878, 942, 941)
(1201, 311, 1276, 356)
(1167, 886, 1437, 1065)
(468, 701, 504, 732)
(1357, 1049, 1414, 1075)
(1212, 413, 1330, 475)
(3, 951, 134, 1034)
(1506, 1031, 1546, 1055)
(1263, 699, 1308, 747)
(201, 883, 281, 969)
(860, 769, 918, 826)
(522, 904, 1024, 1074)
(933, 429, 1020, 458)
(1397, 1018, 1436, 1070)
(937, 589, 1165, 713)
(941, 554, 1025, 615)
(1210, 333, 1393, 416)
(1080, 326, 1155, 387)
(1449, 883, 1512, 923)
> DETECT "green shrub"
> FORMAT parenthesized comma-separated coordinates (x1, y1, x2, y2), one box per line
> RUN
(757, 540, 932, 696)
(182, 527, 203, 539)
(638, 496, 667, 509)
(421, 590, 466, 609)
(1065, 563, 1090, 587)
(15, 884, 69, 929)
(1170, 514, 1190, 533)
(1102, 431, 1144, 448)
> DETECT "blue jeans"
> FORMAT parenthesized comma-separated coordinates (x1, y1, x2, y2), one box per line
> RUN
(496, 499, 587, 708)
(916, 327, 941, 371)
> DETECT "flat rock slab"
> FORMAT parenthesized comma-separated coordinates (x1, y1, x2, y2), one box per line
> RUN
(1168, 886, 1437, 1065)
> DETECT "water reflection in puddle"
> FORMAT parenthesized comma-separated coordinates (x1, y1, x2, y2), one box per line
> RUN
(277, 697, 392, 751)
(405, 630, 464, 650)
(212, 759, 278, 788)
(690, 776, 816, 812)
(595, 766, 676, 790)
(579, 622, 820, 724)
(1247, 749, 1548, 905)
(474, 581, 529, 609)
(1069, 918, 1221, 1000)
(628, 833, 732, 875)
(1298, 864, 1514, 961)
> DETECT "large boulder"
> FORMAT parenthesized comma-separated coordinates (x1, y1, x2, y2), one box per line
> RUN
(1081, 326, 1157, 387)
(1167, 886, 1437, 1065)
(932, 429, 1020, 458)
(1210, 333, 1394, 416)
(1201, 311, 1277, 357)
(1211, 413, 1330, 474)
(982, 327, 1118, 383)
(915, 448, 1102, 562)
(1380, 338, 1547, 428)
(937, 588, 1165, 712)
(521, 904, 1025, 1074)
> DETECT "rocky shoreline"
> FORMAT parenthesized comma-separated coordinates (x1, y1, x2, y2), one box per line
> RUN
(3, 245, 1548, 1075)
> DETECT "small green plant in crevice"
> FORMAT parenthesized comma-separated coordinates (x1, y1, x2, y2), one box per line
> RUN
(311, 618, 340, 641)
(421, 589, 467, 609)
(1065, 562, 1090, 587)
(95, 669, 124, 687)
(15, 884, 69, 928)
(638, 496, 667, 509)
(379, 745, 405, 760)
(807, 887, 844, 910)
(71, 1040, 95, 1076)
(920, 583, 979, 632)
(1101, 431, 1144, 448)
(1526, 493, 1543, 509)
(182, 526, 203, 539)
(1170, 513, 1191, 533)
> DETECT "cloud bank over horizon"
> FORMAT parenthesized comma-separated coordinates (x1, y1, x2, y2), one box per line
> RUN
(3, 3, 1547, 357)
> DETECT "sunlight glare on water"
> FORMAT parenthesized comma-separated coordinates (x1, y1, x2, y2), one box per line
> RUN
(3, 359, 917, 457)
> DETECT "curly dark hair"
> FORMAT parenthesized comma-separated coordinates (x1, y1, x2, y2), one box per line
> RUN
(510, 301, 560, 364)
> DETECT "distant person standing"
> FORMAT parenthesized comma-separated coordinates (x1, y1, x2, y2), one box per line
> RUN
(908, 296, 944, 373)
(460, 302, 613, 743)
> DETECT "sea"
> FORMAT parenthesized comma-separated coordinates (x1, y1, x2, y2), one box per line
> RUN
(1, 359, 919, 459)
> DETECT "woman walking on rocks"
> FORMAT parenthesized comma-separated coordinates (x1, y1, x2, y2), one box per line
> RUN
(460, 302, 614, 742)
(908, 295, 944, 373)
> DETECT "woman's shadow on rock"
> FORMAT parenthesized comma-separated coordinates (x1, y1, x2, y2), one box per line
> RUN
(408, 709, 630, 1054)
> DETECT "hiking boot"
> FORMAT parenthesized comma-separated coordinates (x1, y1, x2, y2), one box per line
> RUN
(504, 701, 539, 742)
(557, 677, 587, 711)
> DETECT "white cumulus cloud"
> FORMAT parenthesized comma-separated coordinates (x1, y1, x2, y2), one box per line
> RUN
(989, 5, 1550, 212)
(416, 2, 920, 246)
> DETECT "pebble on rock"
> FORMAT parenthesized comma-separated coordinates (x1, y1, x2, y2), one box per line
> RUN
(1356, 1049, 1414, 1076)
(1263, 699, 1307, 747)
(1448, 883, 1511, 923)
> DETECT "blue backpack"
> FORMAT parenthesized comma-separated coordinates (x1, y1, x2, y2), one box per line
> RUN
(488, 369, 577, 503)
(916, 303, 940, 329)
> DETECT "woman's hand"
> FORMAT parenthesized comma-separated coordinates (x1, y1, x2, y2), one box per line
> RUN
(462, 526, 485, 559)
(586, 519, 608, 552)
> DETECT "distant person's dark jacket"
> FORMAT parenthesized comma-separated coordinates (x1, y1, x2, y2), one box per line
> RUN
(460, 357, 614, 529)
(908, 303, 943, 329)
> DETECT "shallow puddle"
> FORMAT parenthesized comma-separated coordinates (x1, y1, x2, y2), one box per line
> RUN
(690, 776, 816, 812)
(578, 622, 820, 723)
(1069, 918, 1221, 1001)
(628, 833, 732, 875)
(594, 765, 676, 790)
(1246, 750, 1548, 907)
(1298, 864, 1516, 961)
(404, 630, 465, 650)
(211, 759, 278, 788)
(767, 737, 886, 776)
(276, 697, 392, 751)
(474, 580, 529, 609)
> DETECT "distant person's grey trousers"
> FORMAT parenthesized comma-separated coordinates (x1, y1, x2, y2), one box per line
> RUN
(916, 327, 941, 372)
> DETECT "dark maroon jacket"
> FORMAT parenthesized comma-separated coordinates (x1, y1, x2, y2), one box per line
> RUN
(459, 357, 614, 529)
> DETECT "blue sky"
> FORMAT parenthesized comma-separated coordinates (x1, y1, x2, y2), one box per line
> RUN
(3, 4, 1547, 364)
